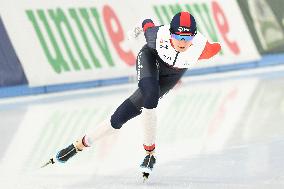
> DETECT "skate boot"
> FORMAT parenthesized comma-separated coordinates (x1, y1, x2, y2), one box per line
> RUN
(140, 144, 156, 181)
(56, 143, 81, 163)
(41, 142, 82, 168)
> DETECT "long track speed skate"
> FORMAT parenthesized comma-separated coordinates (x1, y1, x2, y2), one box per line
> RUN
(140, 154, 156, 182)
(41, 143, 80, 168)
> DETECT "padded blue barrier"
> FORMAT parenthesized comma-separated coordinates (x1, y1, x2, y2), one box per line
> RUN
(0, 17, 28, 87)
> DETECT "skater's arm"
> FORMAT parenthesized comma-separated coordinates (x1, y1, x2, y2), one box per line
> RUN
(142, 19, 159, 49)
(127, 19, 155, 41)
(198, 41, 221, 60)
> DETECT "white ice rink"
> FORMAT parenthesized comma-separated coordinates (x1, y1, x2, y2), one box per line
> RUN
(0, 66, 284, 189)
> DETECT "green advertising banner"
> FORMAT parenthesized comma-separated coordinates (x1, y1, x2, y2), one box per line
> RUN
(237, 0, 284, 54)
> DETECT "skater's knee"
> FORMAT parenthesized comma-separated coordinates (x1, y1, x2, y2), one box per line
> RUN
(129, 89, 144, 110)
(110, 116, 123, 129)
(143, 93, 159, 109)
(110, 99, 142, 129)
(139, 77, 159, 109)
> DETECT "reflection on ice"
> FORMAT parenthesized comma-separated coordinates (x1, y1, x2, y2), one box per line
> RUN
(0, 71, 284, 189)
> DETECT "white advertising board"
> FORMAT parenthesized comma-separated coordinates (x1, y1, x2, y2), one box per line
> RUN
(0, 0, 260, 86)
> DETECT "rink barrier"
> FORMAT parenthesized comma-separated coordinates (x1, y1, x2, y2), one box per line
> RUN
(0, 53, 283, 98)
(237, 0, 284, 54)
(0, 17, 28, 87)
(0, 77, 130, 98)
(0, 1, 260, 87)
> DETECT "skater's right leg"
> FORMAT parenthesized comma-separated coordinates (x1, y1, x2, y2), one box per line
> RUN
(135, 45, 160, 155)
(138, 77, 159, 154)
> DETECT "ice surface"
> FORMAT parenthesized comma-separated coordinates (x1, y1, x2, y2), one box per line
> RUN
(0, 67, 284, 189)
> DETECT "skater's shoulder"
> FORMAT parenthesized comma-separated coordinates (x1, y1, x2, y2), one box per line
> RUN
(141, 19, 164, 34)
(142, 19, 164, 49)
(142, 19, 155, 32)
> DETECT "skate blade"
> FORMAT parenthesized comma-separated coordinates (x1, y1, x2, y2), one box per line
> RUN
(40, 158, 55, 168)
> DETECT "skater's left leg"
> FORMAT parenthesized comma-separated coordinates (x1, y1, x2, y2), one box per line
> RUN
(81, 98, 141, 147)
(77, 96, 143, 149)
(51, 94, 143, 165)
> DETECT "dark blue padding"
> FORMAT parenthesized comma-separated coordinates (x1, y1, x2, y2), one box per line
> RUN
(0, 17, 28, 86)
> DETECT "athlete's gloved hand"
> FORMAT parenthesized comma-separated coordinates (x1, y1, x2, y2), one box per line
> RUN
(127, 24, 143, 41)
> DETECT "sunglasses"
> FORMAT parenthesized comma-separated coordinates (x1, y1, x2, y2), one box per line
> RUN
(171, 34, 195, 41)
